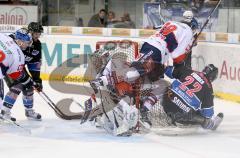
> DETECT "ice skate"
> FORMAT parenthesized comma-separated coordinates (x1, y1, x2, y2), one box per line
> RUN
(0, 106, 16, 122)
(25, 108, 42, 121)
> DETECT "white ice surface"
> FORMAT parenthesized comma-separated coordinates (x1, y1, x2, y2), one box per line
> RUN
(0, 81, 240, 158)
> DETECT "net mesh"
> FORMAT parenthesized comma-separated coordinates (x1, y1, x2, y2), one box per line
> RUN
(140, 88, 172, 127)
(92, 39, 170, 128)
(90, 40, 139, 73)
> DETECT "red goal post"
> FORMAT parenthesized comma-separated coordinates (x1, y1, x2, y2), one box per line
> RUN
(96, 39, 140, 62)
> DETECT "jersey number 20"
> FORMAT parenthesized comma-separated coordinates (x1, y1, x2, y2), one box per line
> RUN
(160, 22, 177, 36)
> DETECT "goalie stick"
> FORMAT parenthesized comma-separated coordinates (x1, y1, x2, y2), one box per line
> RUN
(36, 89, 115, 121)
(37, 90, 83, 120)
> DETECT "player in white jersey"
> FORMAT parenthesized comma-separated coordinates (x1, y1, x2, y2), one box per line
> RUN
(0, 28, 33, 122)
(85, 20, 199, 134)
(90, 19, 198, 111)
(181, 10, 199, 68)
(145, 21, 193, 64)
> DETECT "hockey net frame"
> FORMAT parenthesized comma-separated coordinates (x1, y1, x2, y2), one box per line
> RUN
(90, 40, 140, 74)
(91, 39, 170, 128)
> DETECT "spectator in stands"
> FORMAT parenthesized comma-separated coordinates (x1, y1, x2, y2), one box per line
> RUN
(190, 0, 205, 12)
(88, 9, 107, 27)
(107, 11, 119, 25)
(120, 13, 136, 28)
(76, 17, 84, 27)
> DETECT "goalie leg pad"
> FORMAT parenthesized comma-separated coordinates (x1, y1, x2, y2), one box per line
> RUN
(99, 97, 138, 136)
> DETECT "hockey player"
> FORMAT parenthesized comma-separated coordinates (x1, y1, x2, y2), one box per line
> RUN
(90, 20, 198, 114)
(162, 64, 223, 130)
(181, 10, 199, 68)
(88, 95, 139, 136)
(2, 23, 43, 121)
(80, 47, 169, 136)
(0, 28, 34, 122)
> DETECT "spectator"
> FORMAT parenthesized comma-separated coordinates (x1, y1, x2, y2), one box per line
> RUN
(76, 17, 84, 27)
(120, 13, 136, 28)
(88, 9, 107, 27)
(190, 0, 205, 11)
(107, 11, 119, 24)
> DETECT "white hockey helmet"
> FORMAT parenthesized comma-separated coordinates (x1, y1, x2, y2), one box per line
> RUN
(183, 10, 194, 23)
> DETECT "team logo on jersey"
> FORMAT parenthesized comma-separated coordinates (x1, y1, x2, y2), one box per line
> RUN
(32, 50, 39, 56)
(25, 55, 33, 62)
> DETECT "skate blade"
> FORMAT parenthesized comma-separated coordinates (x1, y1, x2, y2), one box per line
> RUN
(26, 117, 42, 121)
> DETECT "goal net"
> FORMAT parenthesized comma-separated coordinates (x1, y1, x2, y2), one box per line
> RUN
(90, 40, 139, 74)
(90, 39, 170, 128)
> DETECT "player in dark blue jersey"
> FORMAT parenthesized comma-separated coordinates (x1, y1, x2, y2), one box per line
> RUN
(162, 64, 223, 130)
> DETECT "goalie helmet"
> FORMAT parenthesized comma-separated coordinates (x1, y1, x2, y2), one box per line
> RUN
(202, 64, 218, 82)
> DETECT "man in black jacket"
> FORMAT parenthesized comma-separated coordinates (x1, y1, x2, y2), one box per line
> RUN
(88, 9, 107, 27)
(3, 22, 43, 121)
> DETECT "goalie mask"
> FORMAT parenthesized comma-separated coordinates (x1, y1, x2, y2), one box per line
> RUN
(202, 64, 218, 82)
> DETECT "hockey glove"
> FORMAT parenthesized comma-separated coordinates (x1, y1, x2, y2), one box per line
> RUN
(33, 79, 43, 92)
(4, 75, 17, 88)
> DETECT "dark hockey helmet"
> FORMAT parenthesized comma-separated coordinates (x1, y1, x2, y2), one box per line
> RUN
(202, 64, 218, 82)
(28, 22, 43, 33)
(15, 28, 32, 42)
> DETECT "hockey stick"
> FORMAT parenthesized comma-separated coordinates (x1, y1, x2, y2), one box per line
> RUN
(190, 0, 222, 49)
(36, 90, 74, 120)
(0, 116, 31, 134)
(71, 98, 85, 110)
(99, 88, 110, 121)
(37, 90, 93, 120)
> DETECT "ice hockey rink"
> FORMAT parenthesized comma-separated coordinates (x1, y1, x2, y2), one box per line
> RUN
(0, 81, 240, 158)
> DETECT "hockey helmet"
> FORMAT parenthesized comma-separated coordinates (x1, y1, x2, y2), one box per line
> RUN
(28, 22, 43, 33)
(183, 10, 194, 22)
(202, 64, 218, 82)
(15, 28, 32, 42)
(182, 18, 199, 30)
(182, 10, 198, 30)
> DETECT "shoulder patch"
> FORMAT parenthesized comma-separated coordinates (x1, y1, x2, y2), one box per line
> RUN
(32, 50, 39, 56)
